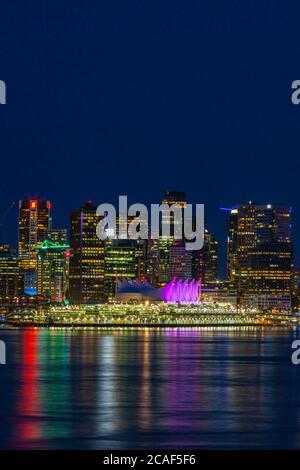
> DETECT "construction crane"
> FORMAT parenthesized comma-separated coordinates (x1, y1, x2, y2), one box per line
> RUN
(0, 201, 16, 246)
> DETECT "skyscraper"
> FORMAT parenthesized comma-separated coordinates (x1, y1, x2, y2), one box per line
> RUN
(227, 203, 293, 311)
(18, 199, 51, 271)
(135, 238, 148, 280)
(0, 245, 23, 300)
(227, 208, 238, 282)
(193, 228, 218, 283)
(104, 239, 137, 300)
(69, 201, 105, 303)
(35, 239, 70, 303)
(147, 191, 190, 286)
(48, 228, 68, 244)
(169, 240, 193, 280)
(162, 191, 186, 208)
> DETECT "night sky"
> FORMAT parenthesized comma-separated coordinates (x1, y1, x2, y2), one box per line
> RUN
(1, 1, 300, 276)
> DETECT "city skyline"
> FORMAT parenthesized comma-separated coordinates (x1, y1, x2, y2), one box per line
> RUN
(0, 194, 296, 312)
(0, 195, 297, 278)
(2, 1, 300, 456)
(2, 4, 300, 286)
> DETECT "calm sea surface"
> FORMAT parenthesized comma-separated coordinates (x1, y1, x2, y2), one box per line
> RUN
(0, 327, 300, 450)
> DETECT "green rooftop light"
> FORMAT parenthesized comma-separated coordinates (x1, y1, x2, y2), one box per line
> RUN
(34, 239, 70, 251)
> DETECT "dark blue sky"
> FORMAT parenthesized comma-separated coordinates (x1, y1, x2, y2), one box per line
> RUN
(1, 1, 300, 275)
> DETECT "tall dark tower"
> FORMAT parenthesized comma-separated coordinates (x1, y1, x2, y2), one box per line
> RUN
(227, 208, 238, 281)
(193, 229, 218, 283)
(162, 191, 186, 207)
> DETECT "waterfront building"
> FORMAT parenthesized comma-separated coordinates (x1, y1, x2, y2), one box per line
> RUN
(244, 241, 292, 311)
(69, 201, 105, 303)
(292, 268, 300, 310)
(115, 278, 200, 303)
(227, 203, 293, 311)
(35, 239, 70, 303)
(201, 280, 237, 307)
(23, 270, 36, 296)
(0, 245, 23, 301)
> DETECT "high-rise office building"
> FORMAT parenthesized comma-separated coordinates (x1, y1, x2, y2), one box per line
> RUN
(148, 191, 188, 286)
(48, 228, 67, 244)
(104, 239, 137, 300)
(292, 268, 300, 310)
(245, 241, 292, 310)
(135, 238, 148, 280)
(69, 201, 105, 303)
(227, 208, 238, 282)
(162, 191, 186, 238)
(193, 229, 218, 283)
(147, 237, 174, 287)
(35, 239, 70, 303)
(0, 245, 23, 300)
(227, 203, 293, 311)
(169, 240, 193, 280)
(103, 213, 146, 300)
(18, 199, 51, 271)
(162, 191, 186, 207)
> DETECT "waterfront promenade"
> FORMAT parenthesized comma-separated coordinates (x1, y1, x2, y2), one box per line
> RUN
(4, 302, 295, 327)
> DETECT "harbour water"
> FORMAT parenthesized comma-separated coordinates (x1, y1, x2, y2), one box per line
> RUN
(0, 327, 300, 449)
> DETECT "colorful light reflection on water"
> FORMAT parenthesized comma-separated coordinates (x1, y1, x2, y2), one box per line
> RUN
(0, 327, 299, 449)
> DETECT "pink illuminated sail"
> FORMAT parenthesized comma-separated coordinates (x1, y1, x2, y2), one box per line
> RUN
(161, 279, 200, 303)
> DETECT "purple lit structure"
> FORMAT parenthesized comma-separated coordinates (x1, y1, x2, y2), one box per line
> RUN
(161, 279, 201, 303)
(116, 278, 201, 303)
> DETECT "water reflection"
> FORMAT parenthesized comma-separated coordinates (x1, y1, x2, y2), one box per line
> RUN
(17, 329, 42, 442)
(0, 327, 299, 449)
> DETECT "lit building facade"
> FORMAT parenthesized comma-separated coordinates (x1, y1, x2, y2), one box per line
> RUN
(135, 238, 148, 280)
(104, 239, 137, 300)
(201, 280, 238, 307)
(292, 268, 300, 310)
(115, 278, 201, 303)
(48, 228, 67, 244)
(192, 228, 218, 283)
(69, 201, 105, 303)
(227, 208, 238, 282)
(0, 245, 23, 301)
(169, 241, 193, 280)
(147, 237, 174, 286)
(147, 191, 189, 286)
(35, 239, 70, 303)
(18, 199, 51, 271)
(227, 203, 293, 311)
